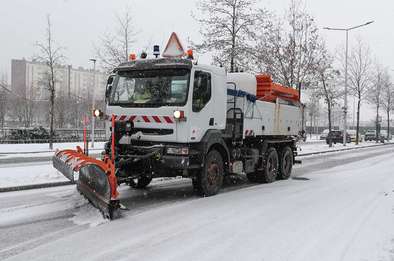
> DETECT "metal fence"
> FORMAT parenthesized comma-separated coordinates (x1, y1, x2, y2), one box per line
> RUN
(0, 128, 107, 144)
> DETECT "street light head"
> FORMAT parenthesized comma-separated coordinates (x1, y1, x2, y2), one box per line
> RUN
(89, 58, 97, 63)
(365, 21, 374, 25)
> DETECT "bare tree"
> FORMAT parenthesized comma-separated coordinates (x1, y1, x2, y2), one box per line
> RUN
(381, 72, 394, 140)
(9, 95, 36, 128)
(96, 8, 137, 72)
(55, 95, 67, 128)
(305, 92, 321, 138)
(0, 74, 9, 133)
(314, 50, 342, 133)
(193, 0, 262, 72)
(368, 63, 385, 142)
(341, 39, 373, 144)
(36, 15, 65, 149)
(253, 0, 323, 88)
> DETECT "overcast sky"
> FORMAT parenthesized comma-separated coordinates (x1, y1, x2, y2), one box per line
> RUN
(1, 0, 394, 121)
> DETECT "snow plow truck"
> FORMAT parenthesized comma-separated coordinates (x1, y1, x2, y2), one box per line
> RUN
(53, 34, 304, 219)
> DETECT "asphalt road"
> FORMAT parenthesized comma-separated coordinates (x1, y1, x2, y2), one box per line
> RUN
(0, 145, 393, 260)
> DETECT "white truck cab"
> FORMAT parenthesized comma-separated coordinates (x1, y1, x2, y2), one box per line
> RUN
(105, 59, 227, 144)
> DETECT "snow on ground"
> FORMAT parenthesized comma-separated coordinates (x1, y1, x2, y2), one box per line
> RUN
(0, 142, 105, 154)
(0, 185, 106, 229)
(0, 162, 68, 188)
(6, 150, 394, 261)
(0, 141, 393, 189)
(298, 140, 393, 155)
(69, 196, 109, 228)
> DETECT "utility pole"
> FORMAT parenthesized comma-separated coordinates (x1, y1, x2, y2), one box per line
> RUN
(90, 58, 97, 148)
(323, 20, 374, 146)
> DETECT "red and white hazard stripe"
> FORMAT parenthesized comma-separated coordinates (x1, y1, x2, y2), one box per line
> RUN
(244, 129, 255, 137)
(107, 114, 175, 124)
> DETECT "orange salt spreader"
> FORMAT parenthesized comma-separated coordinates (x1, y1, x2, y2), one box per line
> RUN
(256, 74, 300, 103)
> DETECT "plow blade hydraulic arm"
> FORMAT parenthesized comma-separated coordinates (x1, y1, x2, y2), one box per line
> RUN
(52, 146, 120, 219)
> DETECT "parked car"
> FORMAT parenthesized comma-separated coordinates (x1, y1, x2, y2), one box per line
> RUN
(326, 130, 351, 144)
(364, 130, 376, 141)
(347, 130, 363, 143)
(380, 130, 392, 141)
(320, 129, 329, 140)
(364, 129, 391, 142)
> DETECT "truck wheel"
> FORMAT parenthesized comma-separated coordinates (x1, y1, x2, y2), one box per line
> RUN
(262, 148, 279, 183)
(195, 150, 224, 197)
(247, 147, 278, 183)
(278, 146, 293, 180)
(130, 176, 152, 189)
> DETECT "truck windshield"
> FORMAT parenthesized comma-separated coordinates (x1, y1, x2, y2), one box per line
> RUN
(109, 69, 190, 107)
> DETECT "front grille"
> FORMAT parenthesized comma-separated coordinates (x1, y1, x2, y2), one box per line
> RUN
(134, 128, 173, 135)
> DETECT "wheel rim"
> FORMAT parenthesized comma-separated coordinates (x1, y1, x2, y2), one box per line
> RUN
(283, 152, 292, 174)
(207, 161, 219, 187)
(267, 154, 277, 175)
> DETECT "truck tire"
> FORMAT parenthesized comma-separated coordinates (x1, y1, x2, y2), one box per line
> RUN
(130, 176, 152, 189)
(194, 150, 224, 197)
(262, 147, 279, 183)
(247, 147, 278, 183)
(278, 146, 293, 180)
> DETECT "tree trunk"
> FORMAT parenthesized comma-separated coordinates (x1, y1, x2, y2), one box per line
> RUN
(327, 100, 332, 133)
(388, 109, 390, 141)
(310, 113, 313, 139)
(230, 4, 236, 73)
(356, 98, 361, 145)
(49, 88, 54, 150)
(375, 104, 380, 143)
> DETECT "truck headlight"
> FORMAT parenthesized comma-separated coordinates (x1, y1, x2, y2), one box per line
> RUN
(166, 147, 189, 155)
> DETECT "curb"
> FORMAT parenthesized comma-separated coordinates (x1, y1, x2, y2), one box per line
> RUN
(0, 153, 101, 165)
(298, 142, 394, 157)
(0, 148, 103, 156)
(0, 181, 73, 193)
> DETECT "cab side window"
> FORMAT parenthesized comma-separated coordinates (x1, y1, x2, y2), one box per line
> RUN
(192, 71, 211, 112)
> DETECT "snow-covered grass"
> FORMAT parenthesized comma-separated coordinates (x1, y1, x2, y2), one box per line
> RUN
(0, 142, 105, 154)
(6, 151, 394, 261)
(0, 162, 68, 188)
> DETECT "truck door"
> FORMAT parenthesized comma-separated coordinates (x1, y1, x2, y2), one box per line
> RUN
(189, 70, 213, 142)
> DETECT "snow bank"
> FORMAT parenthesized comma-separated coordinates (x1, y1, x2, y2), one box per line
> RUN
(69, 196, 108, 228)
(0, 142, 105, 154)
(299, 140, 393, 155)
(0, 162, 68, 188)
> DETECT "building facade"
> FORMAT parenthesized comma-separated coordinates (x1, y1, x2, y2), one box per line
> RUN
(10, 59, 108, 128)
(11, 59, 107, 101)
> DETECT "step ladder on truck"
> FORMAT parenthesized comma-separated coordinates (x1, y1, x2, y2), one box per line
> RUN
(52, 33, 304, 219)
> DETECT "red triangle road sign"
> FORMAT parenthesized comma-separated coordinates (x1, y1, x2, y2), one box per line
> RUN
(162, 32, 185, 58)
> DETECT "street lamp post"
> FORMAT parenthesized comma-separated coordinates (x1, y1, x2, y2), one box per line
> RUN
(323, 21, 374, 146)
(89, 58, 97, 148)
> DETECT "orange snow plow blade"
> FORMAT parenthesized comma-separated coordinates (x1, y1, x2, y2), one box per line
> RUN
(52, 146, 120, 219)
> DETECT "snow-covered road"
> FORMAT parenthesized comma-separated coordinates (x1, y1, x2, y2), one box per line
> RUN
(2, 146, 394, 260)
